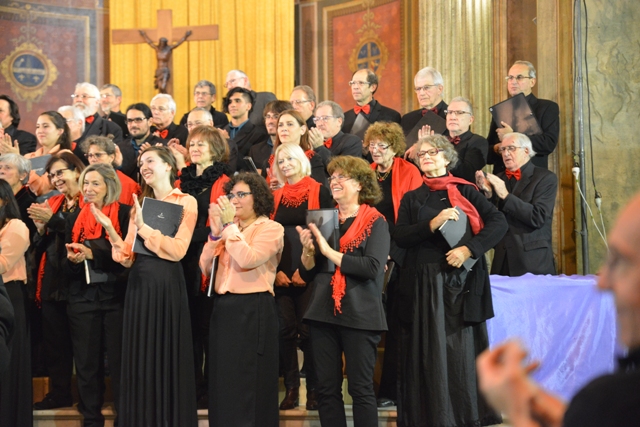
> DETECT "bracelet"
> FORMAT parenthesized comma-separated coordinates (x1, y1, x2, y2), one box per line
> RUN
(209, 232, 221, 241)
(222, 222, 234, 230)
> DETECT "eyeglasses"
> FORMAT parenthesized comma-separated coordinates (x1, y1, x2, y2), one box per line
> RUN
(313, 115, 339, 123)
(264, 114, 280, 120)
(85, 152, 108, 160)
(227, 191, 252, 200)
(497, 145, 524, 154)
(71, 94, 95, 100)
(194, 91, 212, 97)
(368, 143, 389, 151)
(444, 110, 472, 117)
(327, 175, 352, 184)
(291, 99, 311, 106)
(186, 121, 205, 129)
(150, 106, 169, 112)
(223, 78, 243, 89)
(48, 168, 70, 180)
(416, 148, 443, 158)
(100, 94, 114, 98)
(348, 81, 371, 87)
(505, 75, 533, 82)
(414, 84, 438, 93)
(126, 117, 147, 124)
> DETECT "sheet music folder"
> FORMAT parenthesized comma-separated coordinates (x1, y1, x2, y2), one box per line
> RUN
(29, 155, 52, 176)
(132, 197, 184, 257)
(306, 209, 340, 273)
(406, 111, 447, 147)
(438, 206, 478, 270)
(489, 92, 542, 136)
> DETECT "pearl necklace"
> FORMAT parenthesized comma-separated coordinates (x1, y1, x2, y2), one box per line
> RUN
(339, 206, 360, 224)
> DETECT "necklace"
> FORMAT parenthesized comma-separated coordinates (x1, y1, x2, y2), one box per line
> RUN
(239, 217, 258, 232)
(339, 206, 360, 224)
(376, 164, 392, 182)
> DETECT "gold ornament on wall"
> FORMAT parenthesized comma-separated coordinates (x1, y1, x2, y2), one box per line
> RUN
(348, 0, 389, 76)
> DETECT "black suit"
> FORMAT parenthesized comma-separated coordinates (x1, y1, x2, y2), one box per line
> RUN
(449, 131, 488, 183)
(249, 91, 276, 126)
(487, 93, 559, 173)
(117, 134, 167, 181)
(150, 122, 189, 146)
(247, 138, 273, 172)
(490, 160, 557, 276)
(76, 114, 124, 164)
(401, 100, 448, 136)
(4, 125, 36, 155)
(326, 131, 362, 158)
(105, 111, 129, 139)
(342, 99, 401, 135)
(305, 116, 316, 130)
(179, 106, 229, 129)
(224, 121, 267, 173)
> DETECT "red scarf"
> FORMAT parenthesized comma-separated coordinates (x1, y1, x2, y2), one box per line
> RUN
(271, 176, 321, 220)
(422, 172, 484, 235)
(505, 168, 521, 180)
(116, 170, 141, 206)
(354, 104, 371, 115)
(200, 175, 231, 292)
(71, 202, 122, 245)
(370, 157, 422, 221)
(330, 204, 384, 314)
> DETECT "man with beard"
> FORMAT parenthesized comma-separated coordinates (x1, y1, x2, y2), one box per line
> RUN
(223, 70, 276, 127)
(0, 95, 36, 155)
(179, 80, 229, 129)
(100, 84, 129, 138)
(118, 103, 167, 180)
(149, 93, 189, 146)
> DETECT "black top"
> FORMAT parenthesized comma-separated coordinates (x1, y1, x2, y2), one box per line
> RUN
(449, 130, 489, 183)
(179, 106, 229, 129)
(247, 138, 273, 172)
(342, 99, 402, 134)
(118, 133, 168, 181)
(0, 279, 13, 373)
(487, 93, 560, 173)
(79, 113, 124, 145)
(4, 125, 36, 156)
(15, 186, 37, 244)
(106, 111, 129, 139)
(224, 121, 268, 173)
(326, 131, 363, 158)
(401, 99, 448, 135)
(301, 213, 389, 331)
(150, 122, 189, 147)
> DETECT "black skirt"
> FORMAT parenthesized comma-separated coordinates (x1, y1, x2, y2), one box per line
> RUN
(397, 263, 501, 427)
(119, 255, 197, 427)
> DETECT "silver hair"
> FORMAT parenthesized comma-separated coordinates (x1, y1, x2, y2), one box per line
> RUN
(502, 132, 537, 157)
(414, 67, 444, 87)
(449, 96, 474, 116)
(315, 100, 344, 121)
(417, 134, 459, 171)
(291, 85, 316, 104)
(0, 153, 31, 185)
(189, 107, 214, 123)
(75, 82, 100, 98)
(273, 143, 312, 184)
(227, 69, 250, 87)
(151, 93, 177, 113)
(58, 105, 86, 133)
(195, 80, 216, 95)
(512, 60, 537, 79)
(101, 84, 122, 97)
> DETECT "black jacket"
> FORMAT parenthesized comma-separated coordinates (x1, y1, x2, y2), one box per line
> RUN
(326, 131, 363, 158)
(117, 134, 168, 181)
(401, 99, 448, 135)
(224, 121, 267, 173)
(342, 99, 401, 135)
(4, 125, 36, 156)
(106, 111, 129, 139)
(150, 122, 189, 147)
(449, 130, 489, 183)
(79, 113, 124, 144)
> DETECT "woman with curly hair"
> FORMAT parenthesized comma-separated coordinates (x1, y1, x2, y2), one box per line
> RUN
(200, 172, 284, 427)
(297, 155, 390, 427)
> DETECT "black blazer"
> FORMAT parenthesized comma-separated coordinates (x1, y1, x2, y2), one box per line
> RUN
(342, 99, 401, 134)
(393, 183, 508, 324)
(106, 111, 129, 139)
(487, 93, 560, 173)
(249, 91, 276, 126)
(150, 122, 189, 147)
(400, 99, 448, 135)
(4, 125, 36, 156)
(449, 131, 488, 183)
(117, 134, 168, 181)
(490, 160, 557, 276)
(80, 113, 124, 144)
(247, 138, 273, 173)
(327, 131, 362, 158)
(224, 121, 267, 173)
(179, 106, 229, 129)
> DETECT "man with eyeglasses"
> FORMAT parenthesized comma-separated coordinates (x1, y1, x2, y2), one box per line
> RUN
(314, 101, 362, 159)
(178, 80, 229, 130)
(223, 70, 276, 127)
(100, 84, 128, 138)
(0, 94, 37, 155)
(248, 101, 293, 174)
(289, 85, 317, 130)
(342, 68, 401, 138)
(72, 82, 123, 162)
(487, 61, 560, 174)
(401, 66, 448, 133)
(149, 93, 188, 147)
(444, 97, 488, 183)
(476, 132, 557, 277)
(58, 106, 85, 146)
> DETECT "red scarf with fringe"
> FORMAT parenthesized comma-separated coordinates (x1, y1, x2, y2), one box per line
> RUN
(330, 204, 384, 314)
(370, 157, 422, 221)
(271, 176, 321, 219)
(71, 202, 122, 245)
(267, 150, 316, 186)
(422, 172, 484, 235)
(200, 175, 231, 292)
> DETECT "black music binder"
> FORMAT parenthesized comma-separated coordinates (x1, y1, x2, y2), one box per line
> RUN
(132, 197, 184, 257)
(305, 208, 340, 273)
(438, 206, 478, 270)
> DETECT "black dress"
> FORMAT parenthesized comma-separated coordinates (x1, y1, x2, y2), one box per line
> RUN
(393, 184, 507, 427)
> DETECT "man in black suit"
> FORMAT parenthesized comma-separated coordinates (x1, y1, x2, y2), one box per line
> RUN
(445, 97, 488, 183)
(0, 95, 37, 155)
(290, 85, 317, 130)
(224, 87, 267, 173)
(342, 68, 401, 138)
(476, 132, 557, 276)
(248, 100, 293, 173)
(149, 93, 189, 146)
(100, 84, 129, 138)
(487, 61, 560, 173)
(179, 80, 229, 129)
(118, 103, 167, 180)
(223, 70, 276, 127)
(314, 101, 362, 159)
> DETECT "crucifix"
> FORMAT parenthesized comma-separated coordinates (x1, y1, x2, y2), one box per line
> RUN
(112, 10, 218, 95)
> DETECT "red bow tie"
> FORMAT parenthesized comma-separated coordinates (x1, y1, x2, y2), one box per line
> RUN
(85, 115, 95, 124)
(354, 104, 371, 115)
(505, 168, 522, 180)
(448, 136, 461, 145)
(324, 138, 333, 149)
(422, 107, 438, 116)
(154, 129, 169, 139)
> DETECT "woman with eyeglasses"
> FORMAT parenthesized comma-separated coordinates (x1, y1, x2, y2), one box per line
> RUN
(95, 146, 198, 426)
(392, 135, 508, 427)
(81, 135, 140, 206)
(363, 122, 422, 408)
(297, 156, 390, 427)
(0, 179, 32, 425)
(28, 152, 86, 410)
(174, 125, 231, 408)
(271, 143, 333, 411)
(63, 163, 130, 427)
(200, 172, 284, 427)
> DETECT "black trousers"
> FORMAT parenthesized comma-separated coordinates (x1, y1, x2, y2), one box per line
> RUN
(67, 297, 124, 427)
(41, 299, 73, 401)
(275, 283, 317, 391)
(377, 272, 399, 400)
(188, 292, 214, 399)
(309, 322, 381, 427)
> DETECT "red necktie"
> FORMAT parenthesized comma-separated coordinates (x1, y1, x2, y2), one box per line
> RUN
(154, 129, 169, 139)
(505, 168, 522, 180)
(448, 136, 461, 145)
(354, 104, 371, 115)
(85, 115, 95, 124)
(324, 138, 333, 149)
(422, 107, 438, 116)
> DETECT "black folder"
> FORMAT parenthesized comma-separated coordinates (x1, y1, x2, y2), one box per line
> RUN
(306, 208, 340, 273)
(83, 240, 117, 284)
(132, 197, 184, 257)
(405, 110, 447, 147)
(29, 155, 52, 176)
(438, 206, 478, 270)
(489, 93, 542, 136)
